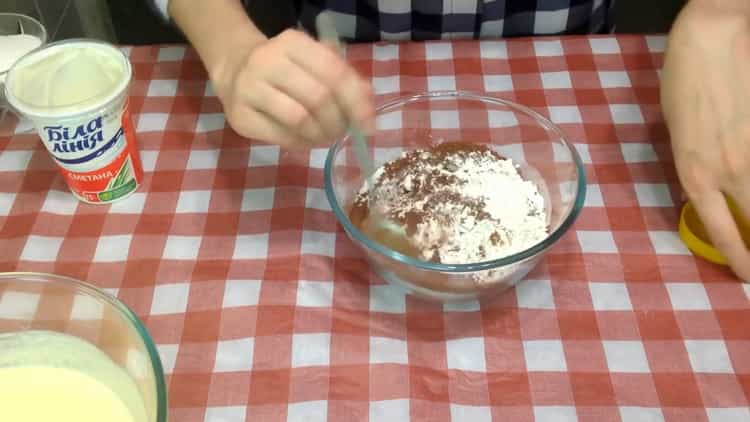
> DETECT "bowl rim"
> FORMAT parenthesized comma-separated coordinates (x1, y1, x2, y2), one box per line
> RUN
(0, 13, 49, 78)
(324, 90, 587, 273)
(0, 271, 168, 422)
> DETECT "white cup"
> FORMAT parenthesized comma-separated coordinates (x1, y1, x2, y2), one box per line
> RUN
(4, 39, 143, 204)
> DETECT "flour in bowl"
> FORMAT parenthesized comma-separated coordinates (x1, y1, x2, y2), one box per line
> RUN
(350, 142, 549, 266)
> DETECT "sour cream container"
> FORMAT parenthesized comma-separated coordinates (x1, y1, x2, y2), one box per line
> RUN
(3, 39, 142, 204)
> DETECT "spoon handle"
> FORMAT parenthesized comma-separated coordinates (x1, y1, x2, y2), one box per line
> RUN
(315, 12, 374, 179)
(316, 13, 408, 240)
(315, 12, 343, 51)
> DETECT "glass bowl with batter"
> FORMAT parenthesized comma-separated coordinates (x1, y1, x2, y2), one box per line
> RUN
(324, 91, 586, 302)
(0, 272, 167, 422)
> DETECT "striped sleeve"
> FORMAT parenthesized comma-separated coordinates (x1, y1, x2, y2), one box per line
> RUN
(146, 0, 253, 22)
(146, 0, 170, 21)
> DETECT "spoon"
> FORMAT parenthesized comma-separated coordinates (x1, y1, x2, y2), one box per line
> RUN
(314, 13, 411, 251)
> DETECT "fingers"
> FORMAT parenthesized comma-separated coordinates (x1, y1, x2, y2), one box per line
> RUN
(728, 184, 750, 282)
(334, 70, 376, 134)
(231, 107, 309, 150)
(223, 29, 375, 148)
(244, 83, 328, 145)
(268, 61, 349, 141)
(691, 189, 750, 281)
(280, 31, 376, 133)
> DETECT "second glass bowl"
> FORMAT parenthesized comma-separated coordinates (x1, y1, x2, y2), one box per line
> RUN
(324, 91, 586, 302)
(0, 272, 167, 422)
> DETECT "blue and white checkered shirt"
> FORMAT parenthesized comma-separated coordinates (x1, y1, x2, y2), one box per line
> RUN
(153, 0, 615, 41)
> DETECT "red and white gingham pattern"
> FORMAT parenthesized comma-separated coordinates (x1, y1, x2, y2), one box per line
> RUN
(1, 35, 749, 422)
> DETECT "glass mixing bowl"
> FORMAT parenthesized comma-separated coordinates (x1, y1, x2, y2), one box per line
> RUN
(0, 13, 47, 82)
(0, 272, 167, 422)
(324, 91, 586, 301)
(0, 13, 48, 133)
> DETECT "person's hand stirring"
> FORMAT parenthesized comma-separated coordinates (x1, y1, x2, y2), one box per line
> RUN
(170, 0, 375, 149)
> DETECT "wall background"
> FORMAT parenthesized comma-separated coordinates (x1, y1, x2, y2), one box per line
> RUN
(1, 0, 687, 44)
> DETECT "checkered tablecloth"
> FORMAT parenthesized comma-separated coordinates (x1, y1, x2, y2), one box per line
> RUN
(1, 35, 749, 421)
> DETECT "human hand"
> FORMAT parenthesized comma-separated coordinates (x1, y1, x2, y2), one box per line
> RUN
(210, 29, 375, 149)
(661, 0, 750, 281)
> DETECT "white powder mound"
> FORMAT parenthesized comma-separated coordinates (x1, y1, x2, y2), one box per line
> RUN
(358, 144, 549, 266)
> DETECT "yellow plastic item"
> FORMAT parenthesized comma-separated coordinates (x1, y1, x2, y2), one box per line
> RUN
(679, 198, 750, 265)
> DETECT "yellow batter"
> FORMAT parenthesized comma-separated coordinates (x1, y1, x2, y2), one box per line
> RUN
(0, 330, 148, 422)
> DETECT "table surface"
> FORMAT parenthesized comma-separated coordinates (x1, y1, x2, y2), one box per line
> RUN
(1, 34, 749, 422)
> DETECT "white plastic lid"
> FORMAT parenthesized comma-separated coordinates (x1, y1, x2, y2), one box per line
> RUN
(4, 39, 131, 120)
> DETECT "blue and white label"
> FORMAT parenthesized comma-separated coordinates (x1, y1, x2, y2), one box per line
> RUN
(39, 110, 125, 169)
